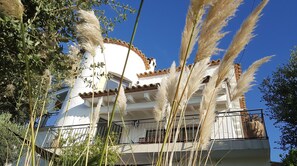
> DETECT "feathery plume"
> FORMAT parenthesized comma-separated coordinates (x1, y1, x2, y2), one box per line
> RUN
(76, 10, 104, 55)
(231, 56, 272, 101)
(69, 45, 80, 73)
(198, 71, 220, 149)
(79, 42, 97, 56)
(77, 10, 100, 26)
(5, 84, 15, 97)
(176, 67, 189, 110)
(117, 85, 127, 115)
(64, 45, 80, 86)
(199, 109, 215, 149)
(195, 0, 243, 62)
(69, 45, 80, 57)
(92, 97, 103, 127)
(215, 0, 269, 86)
(42, 69, 51, 86)
(164, 104, 171, 130)
(187, 59, 209, 99)
(166, 62, 177, 104)
(154, 78, 168, 122)
(0, 0, 24, 20)
(179, 0, 208, 65)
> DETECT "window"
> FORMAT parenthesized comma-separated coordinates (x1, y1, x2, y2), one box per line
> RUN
(145, 126, 199, 143)
(146, 129, 165, 143)
(105, 73, 131, 90)
(37, 88, 69, 127)
(54, 89, 68, 110)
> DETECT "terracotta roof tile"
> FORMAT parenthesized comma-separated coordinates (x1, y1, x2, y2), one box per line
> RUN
(234, 63, 246, 109)
(137, 59, 221, 78)
(79, 75, 211, 99)
(79, 83, 159, 99)
(104, 38, 151, 70)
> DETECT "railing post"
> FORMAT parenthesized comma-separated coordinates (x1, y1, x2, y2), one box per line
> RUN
(260, 109, 269, 139)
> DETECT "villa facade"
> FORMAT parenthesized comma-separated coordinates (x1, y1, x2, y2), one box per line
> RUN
(35, 39, 270, 165)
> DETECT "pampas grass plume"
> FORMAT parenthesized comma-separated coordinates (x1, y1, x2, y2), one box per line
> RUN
(0, 0, 24, 20)
(92, 97, 103, 127)
(76, 10, 105, 55)
(215, 0, 268, 86)
(231, 55, 273, 101)
(198, 71, 221, 149)
(187, 59, 209, 99)
(166, 62, 177, 104)
(118, 85, 127, 115)
(154, 78, 168, 122)
(42, 69, 51, 86)
(199, 109, 215, 149)
(195, 0, 242, 62)
(179, 0, 208, 65)
(5, 84, 15, 97)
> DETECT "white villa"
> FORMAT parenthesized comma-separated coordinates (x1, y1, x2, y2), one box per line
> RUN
(34, 38, 270, 165)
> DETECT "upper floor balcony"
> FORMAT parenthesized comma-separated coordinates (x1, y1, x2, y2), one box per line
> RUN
(37, 109, 267, 148)
(36, 109, 270, 165)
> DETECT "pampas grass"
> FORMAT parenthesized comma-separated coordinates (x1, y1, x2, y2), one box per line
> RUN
(5, 84, 15, 97)
(166, 62, 177, 104)
(76, 9, 106, 165)
(195, 0, 243, 62)
(66, 45, 81, 85)
(92, 97, 103, 127)
(117, 85, 127, 115)
(179, 0, 207, 65)
(216, 0, 269, 86)
(154, 78, 168, 122)
(0, 0, 24, 20)
(198, 72, 220, 148)
(76, 10, 105, 55)
(187, 59, 209, 99)
(231, 56, 272, 101)
(42, 69, 51, 87)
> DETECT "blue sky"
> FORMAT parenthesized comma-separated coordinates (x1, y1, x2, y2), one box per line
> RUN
(107, 0, 297, 162)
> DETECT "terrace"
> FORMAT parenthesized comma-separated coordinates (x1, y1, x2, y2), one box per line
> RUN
(37, 109, 268, 149)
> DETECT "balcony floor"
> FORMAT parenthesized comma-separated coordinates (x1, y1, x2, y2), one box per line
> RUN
(116, 139, 270, 165)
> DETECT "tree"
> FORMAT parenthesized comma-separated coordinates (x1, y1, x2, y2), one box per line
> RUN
(281, 149, 297, 166)
(259, 48, 297, 150)
(0, 0, 135, 123)
(0, 113, 23, 165)
(57, 135, 119, 165)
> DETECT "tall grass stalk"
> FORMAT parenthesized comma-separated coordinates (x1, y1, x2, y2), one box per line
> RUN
(154, 0, 269, 165)
(19, 10, 37, 166)
(16, 76, 46, 166)
(48, 82, 76, 166)
(34, 71, 52, 142)
(156, 1, 209, 164)
(98, 1, 144, 165)
(118, 105, 137, 165)
(215, 0, 269, 87)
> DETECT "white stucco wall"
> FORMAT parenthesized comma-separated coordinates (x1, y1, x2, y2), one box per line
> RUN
(55, 43, 150, 126)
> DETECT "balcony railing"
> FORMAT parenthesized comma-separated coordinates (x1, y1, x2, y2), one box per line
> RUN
(39, 109, 268, 148)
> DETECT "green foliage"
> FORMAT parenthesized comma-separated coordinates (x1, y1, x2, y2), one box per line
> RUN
(260, 48, 297, 150)
(0, 0, 135, 123)
(281, 149, 297, 166)
(57, 135, 119, 166)
(0, 113, 24, 165)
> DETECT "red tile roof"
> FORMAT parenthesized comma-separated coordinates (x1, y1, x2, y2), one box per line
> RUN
(79, 83, 159, 99)
(79, 76, 211, 99)
(137, 59, 221, 78)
